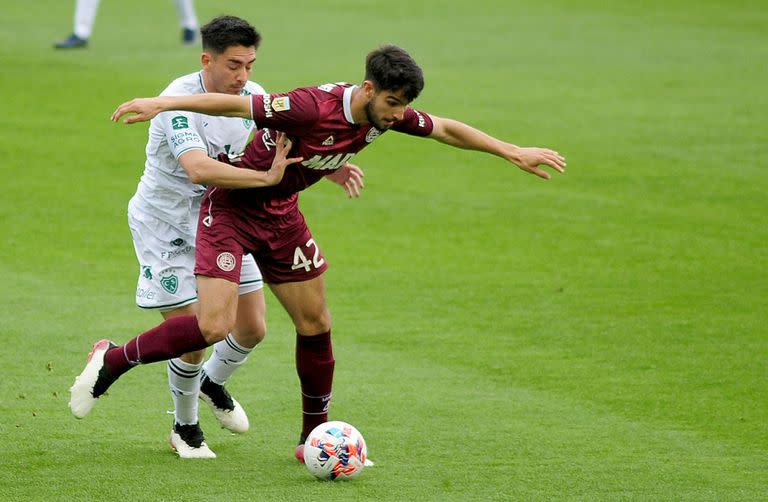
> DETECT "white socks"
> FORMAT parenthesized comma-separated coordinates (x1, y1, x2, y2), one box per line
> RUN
(167, 358, 202, 426)
(168, 334, 253, 425)
(202, 334, 253, 385)
(73, 0, 100, 39)
(72, 0, 197, 40)
(173, 0, 198, 30)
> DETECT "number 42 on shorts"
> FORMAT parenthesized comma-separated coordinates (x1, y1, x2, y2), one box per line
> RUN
(291, 238, 325, 271)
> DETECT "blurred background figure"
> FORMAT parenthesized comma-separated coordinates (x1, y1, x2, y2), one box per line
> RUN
(54, 0, 199, 49)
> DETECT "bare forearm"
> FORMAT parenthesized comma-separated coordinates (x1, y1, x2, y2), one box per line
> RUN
(158, 94, 251, 119)
(431, 117, 521, 163)
(186, 156, 275, 188)
(427, 115, 566, 179)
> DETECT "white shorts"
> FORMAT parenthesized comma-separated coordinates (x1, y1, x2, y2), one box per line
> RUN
(128, 198, 262, 311)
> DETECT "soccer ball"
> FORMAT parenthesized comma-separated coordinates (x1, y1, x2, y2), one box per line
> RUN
(303, 421, 367, 480)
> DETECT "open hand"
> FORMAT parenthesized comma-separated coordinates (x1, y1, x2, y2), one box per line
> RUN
(111, 97, 166, 124)
(514, 147, 567, 180)
(264, 131, 303, 185)
(325, 163, 365, 198)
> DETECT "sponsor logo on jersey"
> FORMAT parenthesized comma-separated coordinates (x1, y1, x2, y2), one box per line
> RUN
(171, 116, 189, 130)
(170, 238, 185, 247)
(142, 266, 153, 280)
(415, 111, 426, 128)
(136, 287, 156, 300)
(263, 94, 273, 118)
(161, 244, 192, 261)
(322, 135, 335, 146)
(301, 153, 355, 171)
(261, 129, 276, 150)
(216, 252, 236, 272)
(160, 274, 179, 294)
(365, 127, 381, 143)
(170, 131, 200, 149)
(272, 96, 290, 112)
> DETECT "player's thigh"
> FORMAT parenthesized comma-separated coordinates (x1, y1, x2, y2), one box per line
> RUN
(196, 275, 240, 342)
(268, 275, 331, 335)
(161, 302, 199, 320)
(233, 254, 266, 340)
(235, 288, 266, 340)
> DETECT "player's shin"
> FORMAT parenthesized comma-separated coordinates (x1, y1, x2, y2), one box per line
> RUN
(295, 330, 335, 438)
(168, 358, 203, 425)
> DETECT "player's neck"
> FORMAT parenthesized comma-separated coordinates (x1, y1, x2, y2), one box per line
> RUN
(349, 87, 370, 125)
(200, 70, 231, 95)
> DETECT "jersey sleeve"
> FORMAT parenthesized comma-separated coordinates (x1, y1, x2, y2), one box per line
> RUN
(391, 108, 434, 137)
(155, 110, 207, 159)
(250, 88, 320, 135)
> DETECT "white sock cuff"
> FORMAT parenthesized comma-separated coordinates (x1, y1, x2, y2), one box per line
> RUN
(169, 357, 203, 372)
(203, 334, 255, 385)
(224, 334, 252, 355)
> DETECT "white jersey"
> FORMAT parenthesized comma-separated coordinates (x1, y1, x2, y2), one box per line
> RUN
(131, 71, 266, 221)
(127, 72, 266, 310)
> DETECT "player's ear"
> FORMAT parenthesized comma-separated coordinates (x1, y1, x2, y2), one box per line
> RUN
(362, 80, 375, 98)
(201, 51, 212, 68)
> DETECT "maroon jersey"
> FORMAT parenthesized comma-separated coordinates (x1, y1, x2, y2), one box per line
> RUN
(220, 83, 434, 219)
(198, 83, 433, 283)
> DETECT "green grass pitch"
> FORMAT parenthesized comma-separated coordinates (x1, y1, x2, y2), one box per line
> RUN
(1, 0, 766, 500)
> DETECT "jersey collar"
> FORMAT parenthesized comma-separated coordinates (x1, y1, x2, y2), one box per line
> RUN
(343, 85, 356, 124)
(198, 71, 207, 93)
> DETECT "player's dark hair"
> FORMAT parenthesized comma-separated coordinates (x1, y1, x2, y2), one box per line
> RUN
(365, 45, 424, 102)
(201, 15, 261, 53)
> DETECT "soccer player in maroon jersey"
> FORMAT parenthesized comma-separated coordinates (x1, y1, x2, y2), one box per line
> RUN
(72, 44, 566, 462)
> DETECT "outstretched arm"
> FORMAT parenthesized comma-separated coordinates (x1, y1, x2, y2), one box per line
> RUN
(111, 94, 252, 124)
(428, 116, 566, 180)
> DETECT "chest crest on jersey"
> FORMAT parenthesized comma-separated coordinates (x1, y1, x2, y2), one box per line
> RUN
(365, 127, 381, 143)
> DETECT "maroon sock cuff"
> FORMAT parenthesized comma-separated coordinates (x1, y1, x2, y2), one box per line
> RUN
(296, 330, 332, 347)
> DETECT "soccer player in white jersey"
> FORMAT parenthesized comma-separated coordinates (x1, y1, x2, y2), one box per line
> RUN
(54, 0, 199, 49)
(121, 15, 363, 459)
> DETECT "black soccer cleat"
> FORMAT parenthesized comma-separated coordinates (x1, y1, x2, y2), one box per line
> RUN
(181, 28, 197, 46)
(169, 422, 216, 459)
(199, 372, 249, 433)
(54, 34, 88, 49)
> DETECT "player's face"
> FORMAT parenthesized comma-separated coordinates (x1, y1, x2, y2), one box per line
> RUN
(202, 44, 257, 95)
(364, 88, 410, 130)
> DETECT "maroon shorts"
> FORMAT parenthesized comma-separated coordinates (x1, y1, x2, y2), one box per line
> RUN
(194, 189, 329, 284)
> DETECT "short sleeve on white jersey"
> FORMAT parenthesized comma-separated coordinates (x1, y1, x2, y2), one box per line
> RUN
(157, 110, 207, 159)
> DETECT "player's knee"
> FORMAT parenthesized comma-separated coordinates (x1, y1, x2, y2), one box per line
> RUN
(233, 319, 266, 348)
(198, 317, 233, 344)
(295, 308, 331, 336)
(178, 349, 205, 365)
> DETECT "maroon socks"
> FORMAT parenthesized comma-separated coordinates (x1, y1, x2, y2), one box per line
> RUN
(104, 315, 209, 378)
(296, 330, 335, 438)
